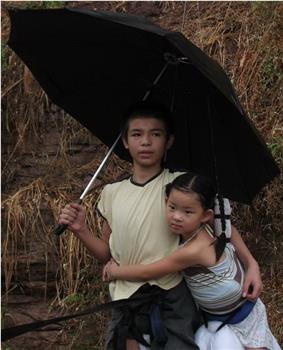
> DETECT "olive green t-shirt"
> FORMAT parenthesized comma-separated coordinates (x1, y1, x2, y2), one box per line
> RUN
(97, 169, 184, 300)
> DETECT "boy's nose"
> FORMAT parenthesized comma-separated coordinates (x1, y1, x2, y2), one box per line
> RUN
(141, 135, 152, 146)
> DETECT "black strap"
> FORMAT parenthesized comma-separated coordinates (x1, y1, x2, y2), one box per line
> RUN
(1, 293, 154, 342)
(113, 304, 151, 349)
(214, 214, 231, 219)
(112, 285, 166, 349)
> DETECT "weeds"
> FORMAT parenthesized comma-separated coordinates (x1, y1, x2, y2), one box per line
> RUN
(1, 43, 9, 71)
(268, 136, 283, 163)
(24, 1, 66, 10)
(261, 55, 282, 89)
(1, 1, 282, 348)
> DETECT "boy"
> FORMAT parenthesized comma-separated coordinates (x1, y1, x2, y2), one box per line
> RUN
(59, 104, 262, 350)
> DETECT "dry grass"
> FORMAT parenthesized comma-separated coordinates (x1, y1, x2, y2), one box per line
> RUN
(1, 1, 282, 348)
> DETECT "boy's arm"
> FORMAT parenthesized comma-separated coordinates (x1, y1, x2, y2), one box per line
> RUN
(59, 202, 111, 263)
(103, 245, 199, 282)
(231, 225, 263, 300)
(75, 219, 111, 263)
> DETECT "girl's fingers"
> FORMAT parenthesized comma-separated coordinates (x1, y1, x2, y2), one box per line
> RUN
(102, 266, 110, 281)
(102, 267, 107, 281)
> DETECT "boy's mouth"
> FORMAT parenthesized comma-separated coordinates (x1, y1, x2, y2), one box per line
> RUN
(138, 151, 154, 157)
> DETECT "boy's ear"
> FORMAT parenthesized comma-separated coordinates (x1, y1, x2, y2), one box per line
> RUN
(122, 136, 129, 149)
(166, 135, 175, 150)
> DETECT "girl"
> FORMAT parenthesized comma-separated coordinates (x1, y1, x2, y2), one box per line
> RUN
(103, 172, 280, 350)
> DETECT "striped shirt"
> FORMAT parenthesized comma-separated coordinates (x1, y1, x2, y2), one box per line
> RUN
(183, 243, 246, 315)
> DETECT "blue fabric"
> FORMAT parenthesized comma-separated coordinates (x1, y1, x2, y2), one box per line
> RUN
(150, 303, 168, 346)
(204, 300, 256, 325)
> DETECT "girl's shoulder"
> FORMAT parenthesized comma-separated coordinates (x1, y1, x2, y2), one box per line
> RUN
(182, 231, 219, 267)
(178, 234, 211, 265)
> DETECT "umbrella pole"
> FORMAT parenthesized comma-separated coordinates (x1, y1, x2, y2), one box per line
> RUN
(142, 62, 169, 101)
(78, 61, 171, 200)
(53, 134, 121, 235)
(79, 134, 121, 200)
(54, 58, 174, 235)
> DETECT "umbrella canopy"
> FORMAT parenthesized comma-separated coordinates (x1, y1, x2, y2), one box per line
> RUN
(7, 8, 279, 204)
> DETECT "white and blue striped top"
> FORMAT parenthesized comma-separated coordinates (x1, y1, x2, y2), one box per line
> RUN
(183, 242, 246, 315)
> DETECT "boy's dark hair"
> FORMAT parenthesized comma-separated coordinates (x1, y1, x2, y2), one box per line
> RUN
(121, 102, 174, 139)
(166, 172, 227, 261)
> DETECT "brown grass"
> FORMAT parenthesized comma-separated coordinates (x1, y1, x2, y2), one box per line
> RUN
(1, 1, 282, 348)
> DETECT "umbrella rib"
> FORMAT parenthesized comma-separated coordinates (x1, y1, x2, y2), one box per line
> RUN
(79, 133, 121, 200)
(142, 61, 170, 101)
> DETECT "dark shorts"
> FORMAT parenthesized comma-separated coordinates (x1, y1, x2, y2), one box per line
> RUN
(106, 280, 200, 350)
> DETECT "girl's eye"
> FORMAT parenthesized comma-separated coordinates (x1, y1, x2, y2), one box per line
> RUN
(131, 133, 141, 137)
(185, 210, 193, 215)
(152, 132, 162, 137)
(168, 204, 175, 210)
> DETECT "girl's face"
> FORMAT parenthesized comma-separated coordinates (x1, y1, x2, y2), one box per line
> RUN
(166, 189, 212, 238)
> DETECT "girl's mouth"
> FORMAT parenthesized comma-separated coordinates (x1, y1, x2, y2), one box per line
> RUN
(170, 223, 183, 230)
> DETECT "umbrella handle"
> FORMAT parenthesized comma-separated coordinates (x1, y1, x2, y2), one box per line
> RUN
(53, 198, 82, 236)
(53, 223, 68, 236)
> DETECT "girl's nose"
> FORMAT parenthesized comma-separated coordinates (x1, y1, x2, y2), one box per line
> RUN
(172, 212, 182, 222)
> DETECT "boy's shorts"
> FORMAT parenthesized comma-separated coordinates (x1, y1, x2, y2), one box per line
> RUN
(106, 280, 200, 350)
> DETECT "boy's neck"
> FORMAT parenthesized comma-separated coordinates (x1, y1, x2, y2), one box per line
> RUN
(132, 164, 163, 184)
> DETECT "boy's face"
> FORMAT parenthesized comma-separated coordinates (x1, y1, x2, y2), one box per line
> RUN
(123, 117, 174, 169)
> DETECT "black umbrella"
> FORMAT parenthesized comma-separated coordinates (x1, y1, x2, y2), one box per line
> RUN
(7, 7, 279, 205)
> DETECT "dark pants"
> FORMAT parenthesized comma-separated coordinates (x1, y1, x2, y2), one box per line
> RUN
(106, 280, 200, 350)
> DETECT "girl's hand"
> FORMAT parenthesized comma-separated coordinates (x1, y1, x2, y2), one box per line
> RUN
(59, 203, 87, 235)
(103, 259, 119, 281)
(242, 261, 263, 301)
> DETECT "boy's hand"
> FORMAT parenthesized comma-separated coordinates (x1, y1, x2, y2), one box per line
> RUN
(59, 203, 87, 235)
(242, 261, 263, 301)
(103, 259, 119, 281)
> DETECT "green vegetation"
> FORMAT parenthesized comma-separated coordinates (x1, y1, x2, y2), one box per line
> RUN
(261, 54, 282, 88)
(62, 293, 84, 306)
(268, 136, 283, 163)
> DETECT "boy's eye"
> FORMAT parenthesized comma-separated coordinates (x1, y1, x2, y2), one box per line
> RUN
(152, 132, 162, 137)
(168, 204, 175, 210)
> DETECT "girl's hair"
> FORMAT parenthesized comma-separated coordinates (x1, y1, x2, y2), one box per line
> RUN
(166, 172, 227, 261)
(121, 102, 174, 140)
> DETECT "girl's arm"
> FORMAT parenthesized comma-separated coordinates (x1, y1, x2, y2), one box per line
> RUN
(103, 245, 199, 282)
(231, 225, 263, 300)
